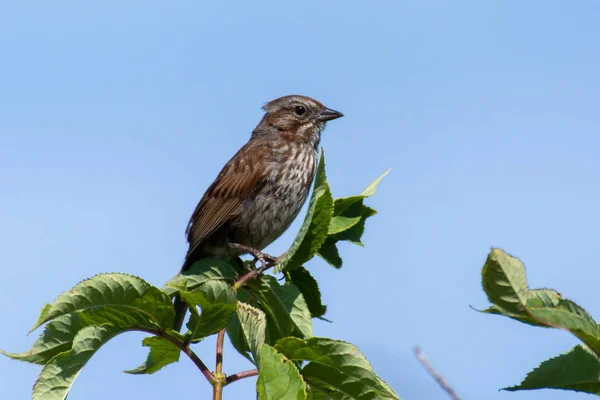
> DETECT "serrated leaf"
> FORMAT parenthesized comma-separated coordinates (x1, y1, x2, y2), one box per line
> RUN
(359, 169, 391, 198)
(125, 336, 180, 374)
(227, 310, 254, 364)
(481, 248, 529, 316)
(257, 344, 307, 400)
(275, 337, 399, 400)
(272, 283, 314, 338)
(529, 299, 600, 352)
(33, 325, 122, 400)
(328, 215, 362, 235)
(31, 273, 175, 333)
(164, 258, 238, 294)
(287, 268, 327, 318)
(317, 244, 342, 269)
(1, 313, 93, 365)
(183, 280, 237, 340)
(325, 206, 377, 247)
(505, 345, 600, 395)
(246, 276, 297, 343)
(480, 289, 562, 327)
(235, 302, 267, 366)
(276, 151, 334, 273)
(326, 168, 389, 238)
(481, 248, 600, 356)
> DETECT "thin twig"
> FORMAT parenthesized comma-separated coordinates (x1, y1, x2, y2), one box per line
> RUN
(234, 262, 273, 290)
(413, 346, 461, 400)
(137, 327, 215, 383)
(225, 369, 259, 385)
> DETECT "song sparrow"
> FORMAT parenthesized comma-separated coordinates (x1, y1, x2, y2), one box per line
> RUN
(174, 95, 343, 330)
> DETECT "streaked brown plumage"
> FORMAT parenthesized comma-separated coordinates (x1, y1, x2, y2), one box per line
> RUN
(174, 95, 343, 331)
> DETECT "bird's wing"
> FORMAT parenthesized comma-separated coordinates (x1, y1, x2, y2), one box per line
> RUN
(185, 141, 267, 259)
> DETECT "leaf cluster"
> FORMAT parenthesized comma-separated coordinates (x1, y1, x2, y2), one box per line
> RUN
(479, 248, 600, 396)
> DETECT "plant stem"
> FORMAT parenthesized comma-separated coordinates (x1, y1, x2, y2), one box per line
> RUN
(213, 329, 226, 400)
(225, 369, 259, 385)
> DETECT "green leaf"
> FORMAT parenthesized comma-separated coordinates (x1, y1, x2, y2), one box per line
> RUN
(481, 248, 529, 315)
(359, 169, 391, 198)
(257, 344, 307, 400)
(235, 302, 267, 366)
(324, 168, 389, 241)
(328, 215, 362, 235)
(125, 336, 180, 374)
(30, 273, 175, 332)
(272, 283, 314, 338)
(307, 387, 334, 400)
(317, 244, 342, 269)
(276, 151, 334, 273)
(32, 325, 122, 400)
(480, 289, 562, 327)
(164, 258, 238, 294)
(287, 268, 327, 318)
(529, 299, 600, 353)
(275, 337, 399, 400)
(246, 276, 297, 342)
(505, 345, 600, 395)
(1, 313, 93, 365)
(330, 168, 389, 221)
(227, 311, 253, 364)
(481, 248, 600, 356)
(182, 280, 237, 341)
(325, 206, 377, 247)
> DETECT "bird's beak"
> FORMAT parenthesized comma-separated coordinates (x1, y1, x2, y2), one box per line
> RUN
(318, 107, 344, 122)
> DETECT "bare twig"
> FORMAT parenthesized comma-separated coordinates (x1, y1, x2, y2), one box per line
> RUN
(413, 346, 461, 400)
(225, 369, 259, 385)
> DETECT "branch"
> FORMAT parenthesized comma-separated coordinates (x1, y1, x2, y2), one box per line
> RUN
(233, 251, 281, 291)
(234, 263, 272, 289)
(226, 369, 259, 385)
(413, 346, 461, 400)
(213, 329, 226, 400)
(137, 327, 215, 384)
(216, 329, 225, 374)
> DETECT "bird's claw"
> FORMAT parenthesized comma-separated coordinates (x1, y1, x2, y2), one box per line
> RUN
(229, 242, 277, 268)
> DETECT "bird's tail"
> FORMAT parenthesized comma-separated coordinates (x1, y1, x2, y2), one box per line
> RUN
(173, 295, 188, 332)
(172, 254, 198, 332)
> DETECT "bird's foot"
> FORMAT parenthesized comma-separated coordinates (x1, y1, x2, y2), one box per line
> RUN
(228, 243, 278, 267)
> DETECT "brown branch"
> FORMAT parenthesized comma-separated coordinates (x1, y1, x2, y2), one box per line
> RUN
(225, 369, 259, 385)
(413, 346, 461, 400)
(137, 327, 215, 384)
(216, 329, 225, 375)
(233, 250, 281, 290)
(234, 263, 272, 290)
(213, 329, 227, 400)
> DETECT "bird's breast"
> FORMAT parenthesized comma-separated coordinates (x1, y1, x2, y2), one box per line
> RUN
(231, 144, 318, 250)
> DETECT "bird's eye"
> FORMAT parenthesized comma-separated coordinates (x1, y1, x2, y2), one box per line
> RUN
(293, 105, 306, 116)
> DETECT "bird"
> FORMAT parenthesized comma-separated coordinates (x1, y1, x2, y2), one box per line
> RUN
(173, 95, 343, 331)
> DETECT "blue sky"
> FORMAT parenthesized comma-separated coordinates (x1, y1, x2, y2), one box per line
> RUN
(1, 1, 599, 399)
